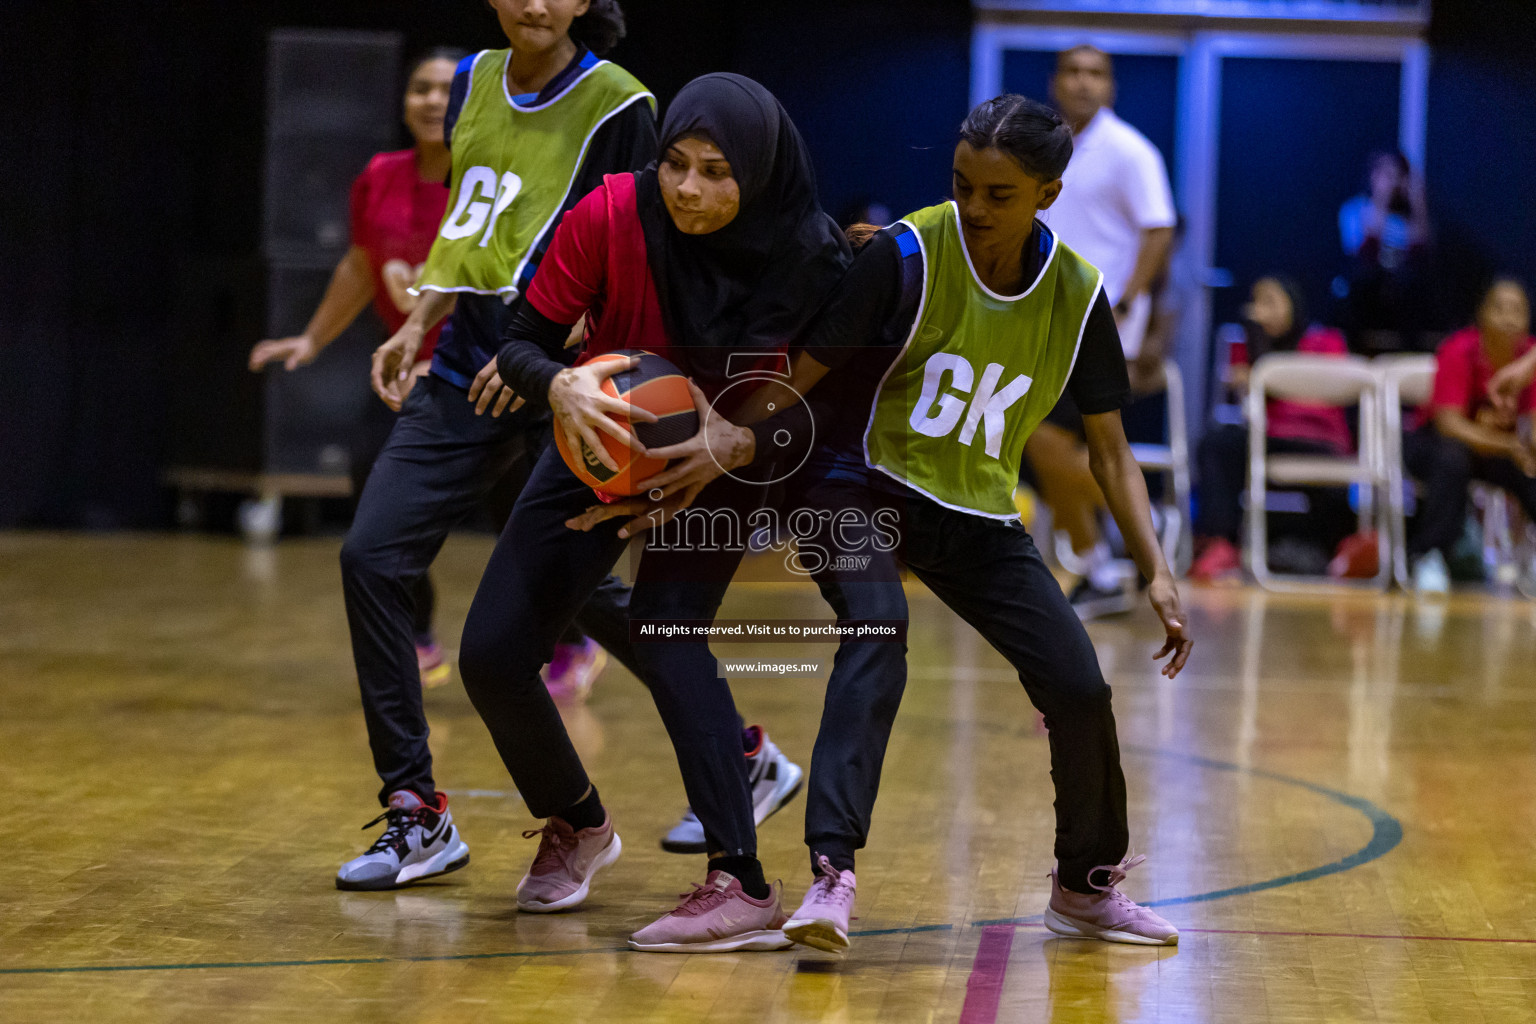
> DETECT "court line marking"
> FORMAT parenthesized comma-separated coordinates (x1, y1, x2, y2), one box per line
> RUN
(958, 748, 1407, 1024)
(1005, 922, 1536, 945)
(958, 927, 1015, 1024)
(971, 746, 1405, 925)
(0, 748, 1412, 977)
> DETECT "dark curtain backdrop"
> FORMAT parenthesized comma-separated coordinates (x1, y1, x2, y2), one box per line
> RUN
(1426, 0, 1536, 326)
(0, 0, 969, 529)
(1, 0, 1531, 529)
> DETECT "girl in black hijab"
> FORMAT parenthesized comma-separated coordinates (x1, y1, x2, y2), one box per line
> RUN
(456, 73, 849, 952)
(1190, 274, 1357, 581)
(638, 74, 850, 368)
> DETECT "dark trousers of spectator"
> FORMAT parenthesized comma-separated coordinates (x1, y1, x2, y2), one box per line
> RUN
(1196, 424, 1354, 544)
(340, 376, 636, 807)
(458, 444, 769, 856)
(1403, 426, 1536, 560)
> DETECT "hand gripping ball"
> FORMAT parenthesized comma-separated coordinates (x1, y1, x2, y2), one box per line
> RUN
(554, 350, 700, 497)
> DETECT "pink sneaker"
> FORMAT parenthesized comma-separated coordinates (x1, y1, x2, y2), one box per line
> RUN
(416, 640, 450, 689)
(1044, 854, 1178, 946)
(784, 854, 856, 952)
(628, 871, 793, 953)
(542, 637, 606, 704)
(515, 813, 622, 913)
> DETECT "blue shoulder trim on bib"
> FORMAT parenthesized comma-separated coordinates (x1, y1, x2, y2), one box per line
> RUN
(894, 227, 921, 259)
(445, 53, 479, 146)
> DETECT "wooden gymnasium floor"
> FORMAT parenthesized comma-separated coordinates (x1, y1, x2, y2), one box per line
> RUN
(3, 531, 1535, 1023)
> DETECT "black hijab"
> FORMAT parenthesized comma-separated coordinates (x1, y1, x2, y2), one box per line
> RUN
(635, 74, 850, 379)
(1244, 274, 1310, 360)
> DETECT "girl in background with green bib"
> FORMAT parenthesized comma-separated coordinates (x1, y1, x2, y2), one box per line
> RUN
(628, 95, 1196, 950)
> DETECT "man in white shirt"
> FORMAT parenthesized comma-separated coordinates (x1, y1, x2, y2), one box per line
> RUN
(1025, 45, 1178, 620)
(1047, 45, 1177, 359)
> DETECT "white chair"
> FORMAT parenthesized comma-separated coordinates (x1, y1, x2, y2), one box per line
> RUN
(1127, 360, 1193, 575)
(1245, 353, 1391, 592)
(1376, 354, 1437, 589)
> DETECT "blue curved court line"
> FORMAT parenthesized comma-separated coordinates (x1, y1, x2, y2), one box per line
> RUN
(972, 747, 1403, 927)
(0, 749, 1399, 976)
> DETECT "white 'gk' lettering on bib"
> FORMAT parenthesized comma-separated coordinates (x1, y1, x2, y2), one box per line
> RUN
(908, 353, 1032, 458)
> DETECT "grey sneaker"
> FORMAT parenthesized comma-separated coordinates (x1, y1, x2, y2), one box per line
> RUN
(661, 727, 804, 854)
(336, 790, 470, 891)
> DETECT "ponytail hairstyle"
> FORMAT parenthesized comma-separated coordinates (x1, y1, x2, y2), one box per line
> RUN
(958, 94, 1073, 182)
(844, 222, 883, 251)
(571, 0, 626, 56)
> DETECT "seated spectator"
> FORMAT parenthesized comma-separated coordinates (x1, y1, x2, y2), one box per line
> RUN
(1337, 151, 1434, 354)
(1190, 276, 1355, 583)
(1403, 277, 1536, 593)
(1488, 338, 1536, 416)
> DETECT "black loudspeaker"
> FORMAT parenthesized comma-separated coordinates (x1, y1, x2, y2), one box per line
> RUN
(265, 29, 402, 261)
(262, 29, 400, 476)
(262, 262, 381, 474)
(167, 29, 401, 488)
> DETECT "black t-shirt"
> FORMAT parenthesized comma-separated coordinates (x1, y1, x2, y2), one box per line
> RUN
(751, 221, 1129, 460)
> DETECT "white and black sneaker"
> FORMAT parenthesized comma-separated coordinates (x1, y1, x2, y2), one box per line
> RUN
(661, 726, 804, 854)
(1068, 576, 1137, 621)
(335, 790, 471, 891)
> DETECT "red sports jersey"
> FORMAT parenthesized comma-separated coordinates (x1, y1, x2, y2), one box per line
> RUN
(526, 173, 675, 368)
(349, 149, 450, 358)
(527, 173, 785, 410)
(1428, 326, 1536, 423)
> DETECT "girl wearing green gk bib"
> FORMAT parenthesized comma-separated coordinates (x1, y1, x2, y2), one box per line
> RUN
(633, 96, 1195, 950)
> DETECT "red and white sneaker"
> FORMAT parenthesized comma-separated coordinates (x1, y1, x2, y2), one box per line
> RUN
(541, 637, 606, 704)
(784, 855, 856, 952)
(1189, 537, 1242, 585)
(335, 790, 469, 891)
(629, 871, 794, 953)
(515, 813, 622, 913)
(1044, 855, 1178, 946)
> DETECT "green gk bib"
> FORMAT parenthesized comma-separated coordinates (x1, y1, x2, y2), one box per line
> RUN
(416, 49, 653, 300)
(864, 202, 1104, 519)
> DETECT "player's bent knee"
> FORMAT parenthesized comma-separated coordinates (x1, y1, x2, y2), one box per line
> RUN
(338, 534, 390, 583)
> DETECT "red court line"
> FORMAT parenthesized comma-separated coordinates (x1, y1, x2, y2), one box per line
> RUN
(959, 925, 1016, 1024)
(1007, 922, 1536, 945)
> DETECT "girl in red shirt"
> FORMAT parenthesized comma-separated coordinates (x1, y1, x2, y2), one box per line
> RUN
(248, 49, 458, 379)
(1404, 277, 1536, 591)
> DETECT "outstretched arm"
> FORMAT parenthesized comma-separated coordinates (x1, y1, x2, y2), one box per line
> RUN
(1082, 409, 1193, 678)
(250, 246, 375, 371)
